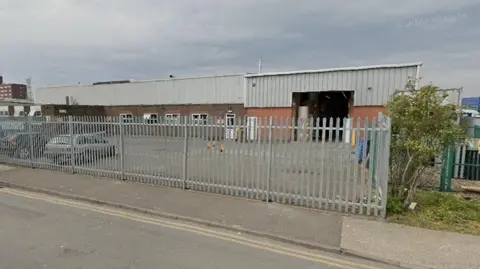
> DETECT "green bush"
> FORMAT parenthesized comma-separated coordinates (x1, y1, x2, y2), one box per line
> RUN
(387, 196, 405, 215)
(386, 81, 466, 208)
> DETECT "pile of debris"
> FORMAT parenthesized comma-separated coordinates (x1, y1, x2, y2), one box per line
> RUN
(454, 179, 480, 199)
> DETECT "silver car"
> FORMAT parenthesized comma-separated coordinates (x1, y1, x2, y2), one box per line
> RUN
(44, 133, 116, 164)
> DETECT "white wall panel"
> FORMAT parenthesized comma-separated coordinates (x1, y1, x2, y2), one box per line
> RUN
(35, 75, 244, 105)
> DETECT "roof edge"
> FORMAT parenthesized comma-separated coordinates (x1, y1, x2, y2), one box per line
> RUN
(245, 62, 423, 78)
(37, 73, 245, 90)
(0, 98, 36, 106)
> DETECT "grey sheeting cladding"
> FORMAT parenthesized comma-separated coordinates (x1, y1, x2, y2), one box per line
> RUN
(244, 64, 421, 107)
(35, 74, 245, 106)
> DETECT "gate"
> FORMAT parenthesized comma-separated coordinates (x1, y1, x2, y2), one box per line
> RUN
(0, 115, 392, 217)
(454, 143, 480, 181)
(441, 139, 480, 192)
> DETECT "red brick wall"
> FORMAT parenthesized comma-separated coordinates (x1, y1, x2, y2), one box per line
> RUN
(350, 106, 385, 127)
(245, 107, 293, 118)
(104, 104, 246, 119)
(245, 108, 294, 141)
(244, 106, 386, 141)
(0, 84, 27, 99)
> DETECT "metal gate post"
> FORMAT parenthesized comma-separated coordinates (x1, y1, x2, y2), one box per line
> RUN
(266, 116, 273, 202)
(119, 116, 125, 180)
(380, 117, 391, 219)
(68, 116, 75, 174)
(182, 116, 189, 190)
(440, 146, 454, 192)
(27, 116, 35, 169)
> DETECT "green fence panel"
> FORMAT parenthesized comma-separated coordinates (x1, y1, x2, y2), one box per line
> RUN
(440, 146, 454, 192)
(474, 126, 480, 139)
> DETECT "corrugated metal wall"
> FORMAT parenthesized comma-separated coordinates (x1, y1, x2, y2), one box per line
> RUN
(35, 74, 244, 105)
(245, 65, 419, 107)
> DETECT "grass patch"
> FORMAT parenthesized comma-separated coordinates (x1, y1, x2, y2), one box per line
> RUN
(388, 190, 480, 235)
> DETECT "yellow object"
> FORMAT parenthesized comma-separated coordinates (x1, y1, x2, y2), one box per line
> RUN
(207, 142, 211, 152)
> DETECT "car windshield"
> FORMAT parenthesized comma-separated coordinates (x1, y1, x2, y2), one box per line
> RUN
(48, 136, 72, 145)
(4, 133, 18, 140)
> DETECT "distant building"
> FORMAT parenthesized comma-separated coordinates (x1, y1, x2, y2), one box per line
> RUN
(0, 84, 28, 100)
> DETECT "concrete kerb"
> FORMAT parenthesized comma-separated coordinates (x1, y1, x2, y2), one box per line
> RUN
(0, 178, 414, 269)
(340, 249, 434, 269)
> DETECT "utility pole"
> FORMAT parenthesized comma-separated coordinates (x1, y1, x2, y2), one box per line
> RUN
(25, 77, 33, 101)
(258, 58, 263, 73)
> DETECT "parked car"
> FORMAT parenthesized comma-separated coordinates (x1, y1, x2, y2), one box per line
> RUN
(0, 132, 49, 159)
(44, 133, 116, 164)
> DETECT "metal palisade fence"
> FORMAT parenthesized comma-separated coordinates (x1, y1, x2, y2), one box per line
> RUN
(0, 115, 391, 217)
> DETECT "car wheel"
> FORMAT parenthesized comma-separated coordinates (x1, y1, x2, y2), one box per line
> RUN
(83, 151, 93, 163)
(109, 146, 115, 157)
(15, 148, 30, 159)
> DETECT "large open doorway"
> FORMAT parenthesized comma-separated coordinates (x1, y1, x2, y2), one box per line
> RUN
(292, 91, 353, 141)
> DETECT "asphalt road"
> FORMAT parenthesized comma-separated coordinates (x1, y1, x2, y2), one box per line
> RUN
(0, 188, 399, 269)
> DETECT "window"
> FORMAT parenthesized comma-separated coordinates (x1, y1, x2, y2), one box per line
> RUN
(143, 113, 158, 124)
(165, 114, 180, 125)
(18, 111, 25, 116)
(226, 113, 236, 126)
(33, 111, 42, 117)
(76, 136, 87, 145)
(93, 135, 108, 144)
(49, 136, 72, 145)
(192, 114, 208, 125)
(120, 113, 133, 123)
(77, 135, 100, 145)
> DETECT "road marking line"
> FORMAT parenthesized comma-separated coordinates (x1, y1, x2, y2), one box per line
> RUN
(0, 188, 380, 269)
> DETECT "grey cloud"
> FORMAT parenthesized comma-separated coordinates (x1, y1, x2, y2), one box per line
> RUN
(0, 0, 479, 97)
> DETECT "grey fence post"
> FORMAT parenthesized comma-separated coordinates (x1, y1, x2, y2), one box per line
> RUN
(266, 116, 273, 202)
(182, 116, 189, 190)
(68, 116, 75, 174)
(381, 117, 392, 219)
(119, 116, 125, 180)
(27, 116, 34, 169)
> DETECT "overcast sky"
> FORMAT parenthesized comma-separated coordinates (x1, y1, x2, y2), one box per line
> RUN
(0, 0, 479, 97)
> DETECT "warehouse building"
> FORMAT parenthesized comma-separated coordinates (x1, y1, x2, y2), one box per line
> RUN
(244, 62, 421, 121)
(34, 62, 422, 125)
(36, 74, 246, 123)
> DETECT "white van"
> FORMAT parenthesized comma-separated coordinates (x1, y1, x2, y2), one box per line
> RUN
(0, 106, 42, 117)
(462, 109, 480, 118)
(0, 106, 8, 117)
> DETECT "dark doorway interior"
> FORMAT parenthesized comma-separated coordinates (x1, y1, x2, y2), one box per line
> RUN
(292, 91, 352, 141)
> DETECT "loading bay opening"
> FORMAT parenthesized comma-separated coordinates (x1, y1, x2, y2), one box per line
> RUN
(292, 91, 353, 141)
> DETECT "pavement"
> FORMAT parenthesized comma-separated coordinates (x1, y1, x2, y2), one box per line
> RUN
(0, 188, 399, 269)
(0, 165, 479, 269)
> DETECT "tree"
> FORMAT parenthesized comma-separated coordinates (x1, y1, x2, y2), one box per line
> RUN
(385, 80, 466, 208)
